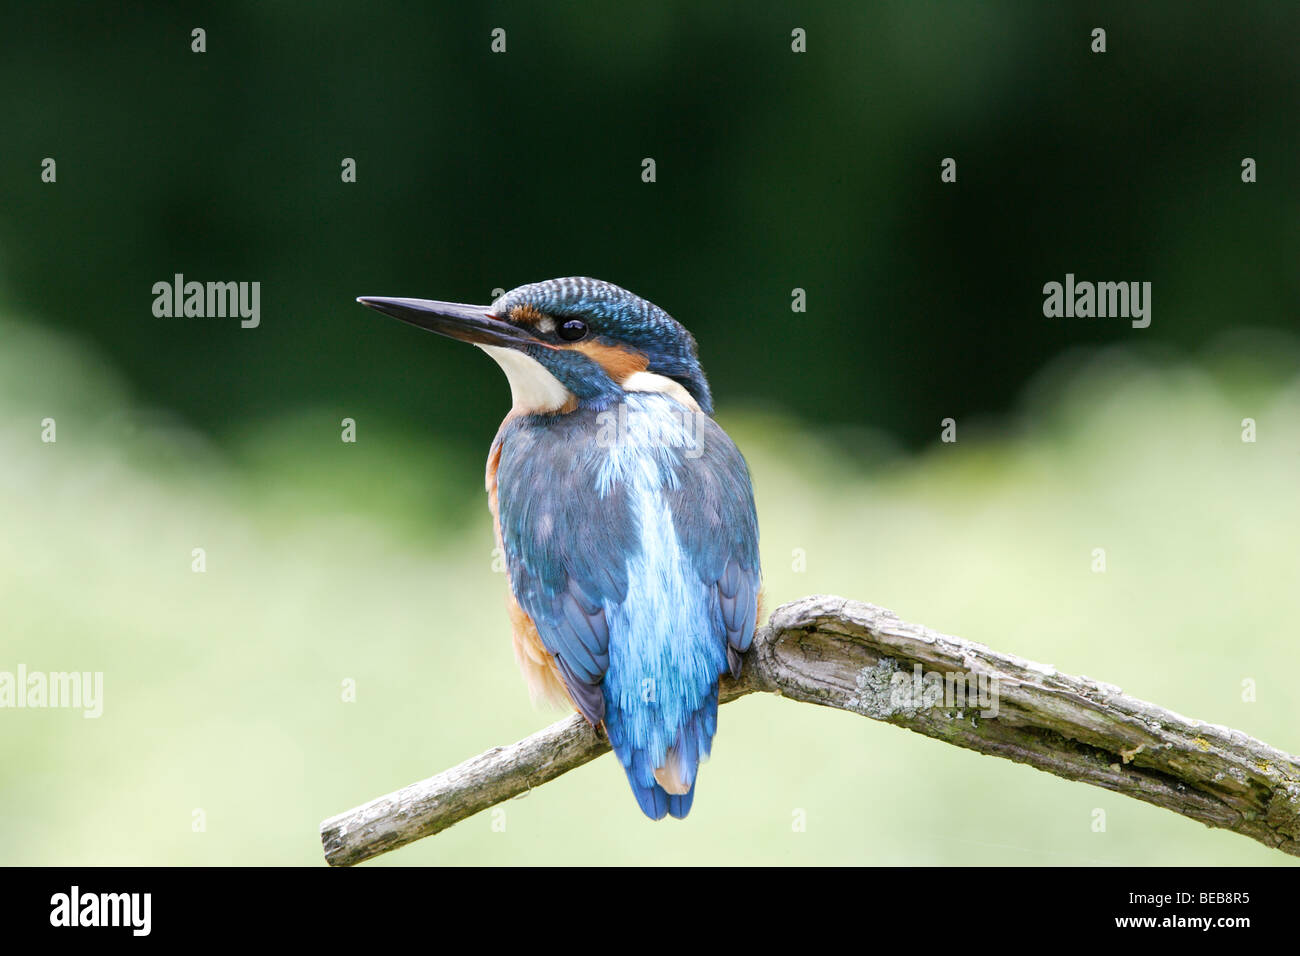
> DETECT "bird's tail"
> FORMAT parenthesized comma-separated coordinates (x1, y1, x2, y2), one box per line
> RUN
(606, 686, 718, 821)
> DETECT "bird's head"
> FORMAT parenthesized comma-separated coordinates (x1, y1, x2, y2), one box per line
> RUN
(358, 277, 713, 415)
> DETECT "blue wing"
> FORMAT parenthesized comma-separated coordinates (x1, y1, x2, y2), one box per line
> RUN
(494, 413, 635, 726)
(495, 394, 760, 819)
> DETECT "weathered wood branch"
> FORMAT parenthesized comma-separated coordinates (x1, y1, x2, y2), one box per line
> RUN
(320, 594, 1300, 865)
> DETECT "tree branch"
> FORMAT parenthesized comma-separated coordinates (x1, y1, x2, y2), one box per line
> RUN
(320, 594, 1300, 865)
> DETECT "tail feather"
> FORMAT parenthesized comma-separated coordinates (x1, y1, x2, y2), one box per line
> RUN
(608, 687, 720, 820)
(626, 751, 669, 820)
(667, 786, 695, 820)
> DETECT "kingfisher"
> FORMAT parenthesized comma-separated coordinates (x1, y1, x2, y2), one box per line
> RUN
(357, 277, 761, 820)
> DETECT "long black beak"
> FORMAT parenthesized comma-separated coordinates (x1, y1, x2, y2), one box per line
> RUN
(356, 296, 538, 348)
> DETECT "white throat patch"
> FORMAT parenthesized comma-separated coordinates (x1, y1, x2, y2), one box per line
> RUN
(478, 344, 575, 414)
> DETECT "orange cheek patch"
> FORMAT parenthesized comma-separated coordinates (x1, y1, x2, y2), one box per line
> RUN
(570, 340, 649, 382)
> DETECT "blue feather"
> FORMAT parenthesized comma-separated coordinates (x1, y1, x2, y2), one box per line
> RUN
(496, 390, 759, 818)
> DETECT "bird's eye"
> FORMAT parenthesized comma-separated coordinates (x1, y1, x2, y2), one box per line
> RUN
(558, 319, 588, 341)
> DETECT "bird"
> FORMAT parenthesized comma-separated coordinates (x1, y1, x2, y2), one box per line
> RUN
(357, 277, 761, 820)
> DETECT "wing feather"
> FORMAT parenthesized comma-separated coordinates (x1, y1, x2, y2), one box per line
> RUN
(494, 401, 761, 805)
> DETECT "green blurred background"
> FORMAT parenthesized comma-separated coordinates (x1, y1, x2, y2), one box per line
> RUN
(1, 2, 1297, 865)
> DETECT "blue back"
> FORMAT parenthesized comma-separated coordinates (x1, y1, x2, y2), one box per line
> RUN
(494, 391, 760, 818)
